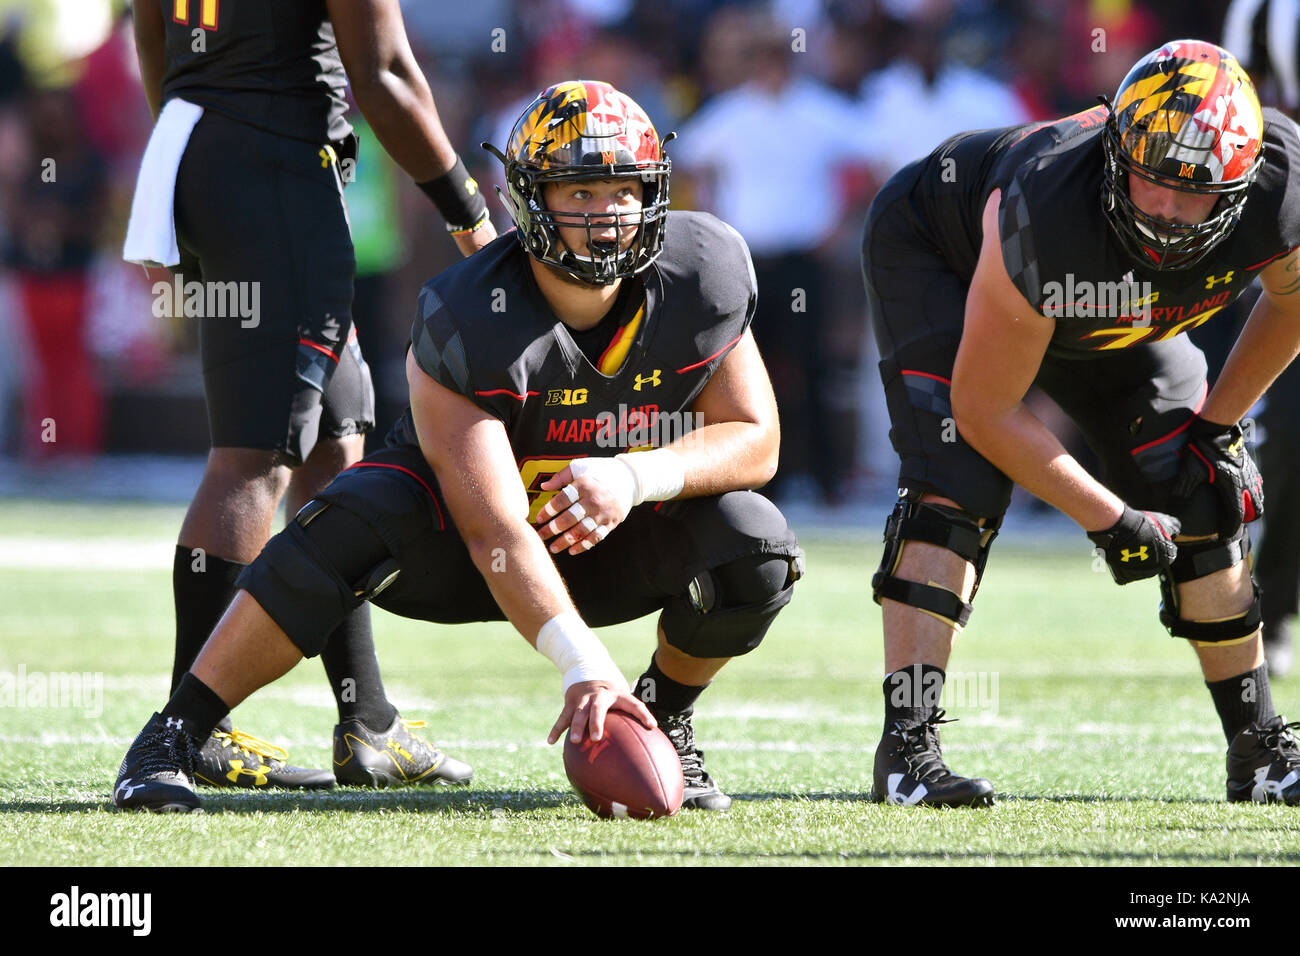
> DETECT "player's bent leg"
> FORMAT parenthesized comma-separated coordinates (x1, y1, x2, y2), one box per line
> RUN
(658, 553, 797, 811)
(631, 491, 802, 811)
(247, 486, 472, 789)
(1159, 535, 1300, 805)
(281, 436, 465, 787)
(871, 493, 996, 808)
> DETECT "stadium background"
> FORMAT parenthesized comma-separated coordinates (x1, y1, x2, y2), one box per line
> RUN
(0, 0, 1238, 516)
(4, 1, 1300, 877)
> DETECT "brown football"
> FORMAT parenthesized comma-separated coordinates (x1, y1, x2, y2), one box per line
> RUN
(563, 710, 684, 819)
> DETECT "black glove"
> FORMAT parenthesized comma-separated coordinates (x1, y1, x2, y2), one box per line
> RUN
(1171, 417, 1263, 539)
(1087, 506, 1180, 585)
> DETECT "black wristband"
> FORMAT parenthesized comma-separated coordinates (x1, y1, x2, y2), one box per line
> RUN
(416, 156, 489, 234)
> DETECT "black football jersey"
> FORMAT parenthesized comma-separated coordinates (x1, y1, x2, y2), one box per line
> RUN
(159, 0, 350, 144)
(903, 105, 1300, 357)
(392, 211, 757, 521)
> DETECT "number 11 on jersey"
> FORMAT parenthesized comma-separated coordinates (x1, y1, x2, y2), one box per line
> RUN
(173, 0, 219, 30)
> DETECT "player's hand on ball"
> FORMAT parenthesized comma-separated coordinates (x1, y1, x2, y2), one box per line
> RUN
(548, 679, 656, 745)
(1171, 417, 1263, 539)
(536, 458, 636, 555)
(1086, 505, 1180, 585)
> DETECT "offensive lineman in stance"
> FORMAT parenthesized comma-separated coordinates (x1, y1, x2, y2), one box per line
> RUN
(113, 81, 802, 812)
(864, 40, 1300, 806)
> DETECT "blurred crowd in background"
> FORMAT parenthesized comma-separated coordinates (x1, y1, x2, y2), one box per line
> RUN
(0, 0, 1238, 507)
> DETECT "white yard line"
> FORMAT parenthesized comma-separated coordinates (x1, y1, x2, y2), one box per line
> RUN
(0, 536, 173, 570)
(0, 733, 1220, 754)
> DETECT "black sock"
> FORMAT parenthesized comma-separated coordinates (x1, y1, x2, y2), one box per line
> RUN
(882, 663, 946, 731)
(1206, 664, 1274, 743)
(171, 545, 244, 696)
(633, 655, 708, 721)
(162, 672, 230, 741)
(320, 605, 397, 730)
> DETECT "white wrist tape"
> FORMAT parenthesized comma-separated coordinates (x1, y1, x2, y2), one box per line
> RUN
(535, 610, 624, 693)
(615, 448, 685, 505)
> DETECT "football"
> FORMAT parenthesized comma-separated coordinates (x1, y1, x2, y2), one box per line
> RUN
(563, 710, 684, 819)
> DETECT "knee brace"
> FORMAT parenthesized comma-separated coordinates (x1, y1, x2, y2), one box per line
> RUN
(237, 499, 400, 658)
(871, 498, 998, 629)
(1157, 526, 1261, 643)
(660, 551, 804, 659)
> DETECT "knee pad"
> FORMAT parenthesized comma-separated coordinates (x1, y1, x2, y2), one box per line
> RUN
(1157, 526, 1261, 643)
(871, 498, 997, 629)
(661, 552, 804, 659)
(237, 499, 398, 658)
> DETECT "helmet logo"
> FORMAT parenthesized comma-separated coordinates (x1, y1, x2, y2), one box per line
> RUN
(1178, 162, 1197, 179)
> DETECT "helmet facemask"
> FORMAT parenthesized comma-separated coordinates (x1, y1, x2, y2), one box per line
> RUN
(502, 160, 671, 286)
(1101, 106, 1262, 271)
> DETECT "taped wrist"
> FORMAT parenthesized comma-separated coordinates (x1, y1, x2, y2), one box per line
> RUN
(615, 448, 685, 505)
(416, 155, 489, 234)
(535, 610, 624, 693)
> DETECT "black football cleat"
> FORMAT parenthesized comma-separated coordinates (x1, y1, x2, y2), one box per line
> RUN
(660, 713, 732, 811)
(872, 709, 995, 808)
(112, 712, 203, 812)
(194, 728, 335, 790)
(333, 716, 472, 788)
(1226, 715, 1300, 805)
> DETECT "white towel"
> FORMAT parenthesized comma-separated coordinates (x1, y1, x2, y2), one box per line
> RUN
(122, 98, 205, 268)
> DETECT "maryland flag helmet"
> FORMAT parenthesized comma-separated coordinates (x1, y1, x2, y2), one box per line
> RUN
(483, 80, 672, 285)
(1102, 39, 1264, 271)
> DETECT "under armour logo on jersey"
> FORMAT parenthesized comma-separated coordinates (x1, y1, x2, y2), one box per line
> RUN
(1252, 765, 1300, 802)
(318, 145, 338, 168)
(1205, 271, 1234, 289)
(1119, 546, 1149, 562)
(885, 773, 927, 806)
(164, 717, 183, 730)
(633, 369, 661, 391)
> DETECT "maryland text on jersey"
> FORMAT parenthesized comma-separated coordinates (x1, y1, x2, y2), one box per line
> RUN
(400, 210, 755, 521)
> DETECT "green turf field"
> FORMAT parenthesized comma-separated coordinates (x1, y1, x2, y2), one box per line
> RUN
(2, 498, 1298, 866)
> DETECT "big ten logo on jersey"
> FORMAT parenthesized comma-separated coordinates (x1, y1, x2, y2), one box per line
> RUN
(518, 457, 575, 522)
(546, 388, 588, 407)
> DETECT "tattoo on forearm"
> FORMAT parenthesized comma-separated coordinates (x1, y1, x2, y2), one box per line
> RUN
(1274, 255, 1300, 295)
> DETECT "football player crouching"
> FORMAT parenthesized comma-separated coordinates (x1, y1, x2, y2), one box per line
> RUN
(113, 80, 803, 813)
